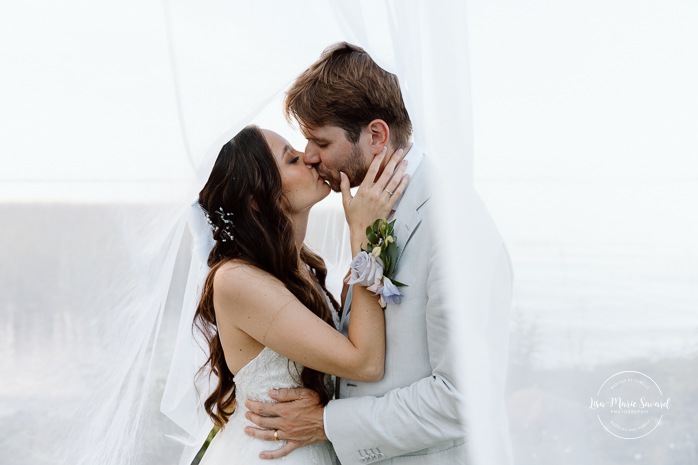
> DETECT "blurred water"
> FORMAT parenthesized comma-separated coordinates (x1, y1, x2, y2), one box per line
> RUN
(0, 203, 187, 465)
(510, 241, 698, 369)
(478, 178, 698, 463)
(476, 178, 698, 368)
(2, 196, 697, 464)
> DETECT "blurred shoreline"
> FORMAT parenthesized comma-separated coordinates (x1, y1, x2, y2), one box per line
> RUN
(2, 200, 697, 464)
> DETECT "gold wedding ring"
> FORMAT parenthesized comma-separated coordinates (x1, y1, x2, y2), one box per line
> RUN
(273, 430, 279, 441)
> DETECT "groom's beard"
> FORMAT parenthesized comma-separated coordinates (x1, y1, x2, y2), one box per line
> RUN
(321, 143, 368, 192)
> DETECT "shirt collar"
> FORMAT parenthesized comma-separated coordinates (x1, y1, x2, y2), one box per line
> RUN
(390, 142, 424, 211)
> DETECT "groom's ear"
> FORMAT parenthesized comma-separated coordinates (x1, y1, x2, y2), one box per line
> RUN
(367, 119, 390, 155)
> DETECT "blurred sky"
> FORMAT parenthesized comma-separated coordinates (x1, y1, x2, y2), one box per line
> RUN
(465, 0, 698, 252)
(1, 0, 697, 250)
(467, 0, 698, 181)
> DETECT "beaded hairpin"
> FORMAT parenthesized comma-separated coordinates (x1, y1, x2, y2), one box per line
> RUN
(205, 206, 234, 242)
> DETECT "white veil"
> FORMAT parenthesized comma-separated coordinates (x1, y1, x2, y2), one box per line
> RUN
(159, 3, 513, 464)
(4, 1, 697, 465)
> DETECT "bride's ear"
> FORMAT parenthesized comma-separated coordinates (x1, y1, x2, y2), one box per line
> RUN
(367, 119, 390, 155)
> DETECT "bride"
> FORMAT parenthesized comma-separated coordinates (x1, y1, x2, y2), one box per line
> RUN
(193, 125, 408, 464)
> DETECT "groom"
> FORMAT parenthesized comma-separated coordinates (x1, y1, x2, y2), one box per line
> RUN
(245, 42, 511, 464)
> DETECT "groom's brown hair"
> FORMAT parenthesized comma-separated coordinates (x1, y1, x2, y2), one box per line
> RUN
(285, 42, 412, 149)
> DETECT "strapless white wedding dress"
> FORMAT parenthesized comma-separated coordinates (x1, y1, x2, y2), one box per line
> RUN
(198, 346, 338, 465)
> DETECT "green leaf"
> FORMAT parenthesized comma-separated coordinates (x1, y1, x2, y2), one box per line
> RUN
(385, 243, 399, 275)
(391, 278, 408, 287)
(366, 229, 378, 245)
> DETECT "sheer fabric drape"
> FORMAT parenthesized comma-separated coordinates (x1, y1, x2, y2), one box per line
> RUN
(3, 1, 697, 465)
(2, 1, 506, 464)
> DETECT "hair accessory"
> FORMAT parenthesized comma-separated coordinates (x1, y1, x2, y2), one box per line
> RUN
(205, 206, 234, 242)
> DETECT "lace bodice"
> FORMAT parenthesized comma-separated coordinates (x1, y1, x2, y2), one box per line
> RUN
(198, 295, 339, 465)
(234, 347, 303, 403)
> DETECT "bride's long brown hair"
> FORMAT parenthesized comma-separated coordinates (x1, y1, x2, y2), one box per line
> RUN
(194, 125, 339, 427)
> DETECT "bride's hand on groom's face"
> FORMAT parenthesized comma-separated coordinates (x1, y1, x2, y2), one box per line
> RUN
(341, 147, 409, 252)
(244, 387, 327, 459)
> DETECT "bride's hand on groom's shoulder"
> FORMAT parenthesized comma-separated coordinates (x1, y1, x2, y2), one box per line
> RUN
(244, 387, 327, 459)
(341, 147, 409, 253)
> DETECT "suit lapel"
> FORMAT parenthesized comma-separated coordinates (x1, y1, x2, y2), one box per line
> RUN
(341, 155, 432, 324)
(394, 208, 422, 264)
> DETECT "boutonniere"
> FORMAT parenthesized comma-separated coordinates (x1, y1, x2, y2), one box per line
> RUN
(346, 218, 407, 308)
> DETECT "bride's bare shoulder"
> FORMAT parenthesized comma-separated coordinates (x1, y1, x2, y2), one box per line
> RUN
(213, 259, 282, 295)
(212, 260, 291, 320)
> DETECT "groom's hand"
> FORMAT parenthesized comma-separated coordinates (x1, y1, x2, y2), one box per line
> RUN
(244, 387, 327, 460)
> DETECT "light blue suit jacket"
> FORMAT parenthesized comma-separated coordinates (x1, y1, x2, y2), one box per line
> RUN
(324, 154, 512, 465)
